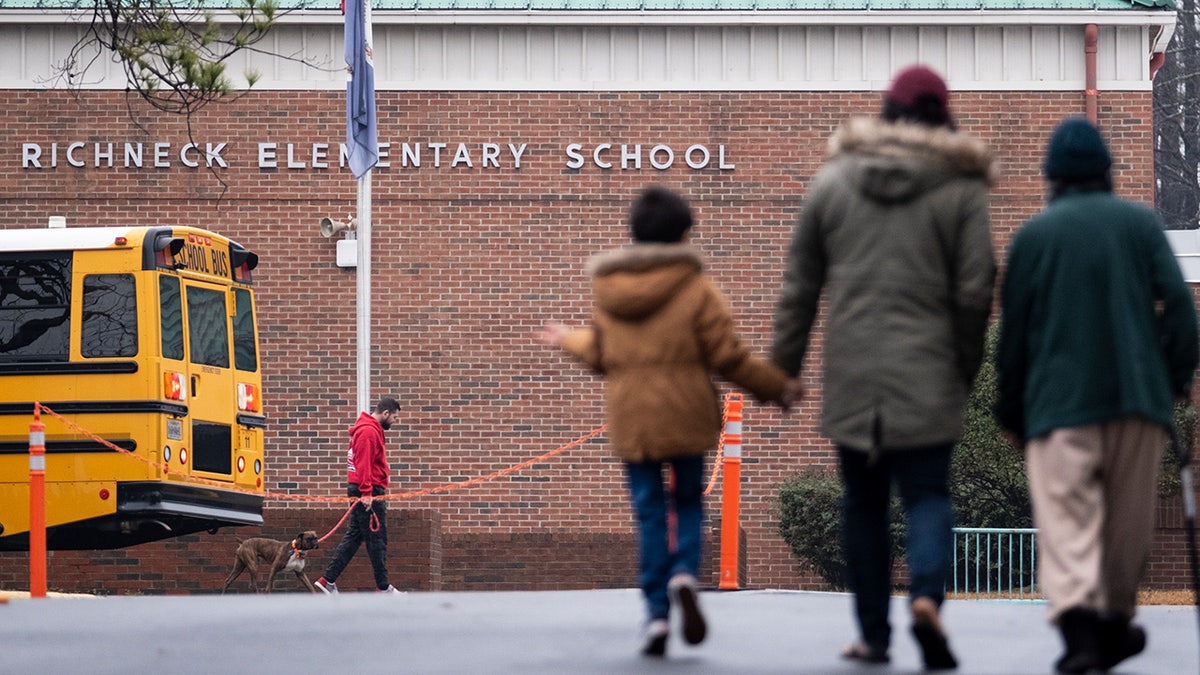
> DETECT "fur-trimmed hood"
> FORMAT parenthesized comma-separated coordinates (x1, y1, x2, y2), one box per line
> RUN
(828, 117, 996, 204)
(585, 243, 704, 321)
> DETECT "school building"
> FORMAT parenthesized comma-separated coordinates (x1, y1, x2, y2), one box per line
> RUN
(0, 0, 1194, 593)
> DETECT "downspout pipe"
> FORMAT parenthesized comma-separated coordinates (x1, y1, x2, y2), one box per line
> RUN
(1150, 51, 1166, 80)
(1149, 23, 1174, 81)
(1085, 24, 1099, 124)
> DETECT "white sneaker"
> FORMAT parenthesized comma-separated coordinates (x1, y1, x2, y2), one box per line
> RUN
(668, 573, 707, 645)
(314, 577, 338, 594)
(377, 585, 403, 594)
(641, 619, 670, 657)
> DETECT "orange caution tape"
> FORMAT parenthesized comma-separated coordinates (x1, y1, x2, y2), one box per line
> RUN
(34, 403, 606, 506)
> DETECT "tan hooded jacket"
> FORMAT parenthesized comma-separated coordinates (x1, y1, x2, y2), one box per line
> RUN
(562, 243, 788, 463)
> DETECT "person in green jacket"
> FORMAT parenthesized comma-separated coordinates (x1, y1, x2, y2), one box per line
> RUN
(773, 65, 996, 670)
(995, 117, 1199, 674)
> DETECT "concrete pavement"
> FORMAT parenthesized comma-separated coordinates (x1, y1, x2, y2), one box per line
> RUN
(1, 588, 1196, 674)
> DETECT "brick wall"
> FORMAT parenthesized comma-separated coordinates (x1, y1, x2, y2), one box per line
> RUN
(2, 87, 1191, 594)
(0, 505, 750, 595)
(0, 506, 440, 594)
(1147, 499, 1200, 589)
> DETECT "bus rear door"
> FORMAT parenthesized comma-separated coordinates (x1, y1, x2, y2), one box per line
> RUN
(181, 281, 236, 477)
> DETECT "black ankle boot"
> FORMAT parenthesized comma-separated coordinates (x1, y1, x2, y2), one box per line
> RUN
(1097, 615, 1146, 670)
(1055, 607, 1102, 674)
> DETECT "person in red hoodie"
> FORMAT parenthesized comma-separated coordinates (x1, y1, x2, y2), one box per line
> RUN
(315, 396, 402, 594)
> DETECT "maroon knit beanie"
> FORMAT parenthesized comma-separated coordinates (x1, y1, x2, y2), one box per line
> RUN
(886, 65, 949, 110)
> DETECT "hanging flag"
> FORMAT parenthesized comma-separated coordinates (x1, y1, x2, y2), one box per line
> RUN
(344, 0, 378, 179)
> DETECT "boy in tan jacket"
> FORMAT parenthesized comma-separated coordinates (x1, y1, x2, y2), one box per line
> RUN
(540, 187, 794, 657)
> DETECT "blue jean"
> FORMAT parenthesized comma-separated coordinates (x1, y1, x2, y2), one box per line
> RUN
(625, 455, 705, 621)
(838, 444, 954, 652)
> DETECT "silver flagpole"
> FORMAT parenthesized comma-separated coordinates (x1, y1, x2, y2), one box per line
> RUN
(357, 171, 371, 413)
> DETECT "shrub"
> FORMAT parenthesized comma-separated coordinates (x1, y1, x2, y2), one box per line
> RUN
(778, 471, 846, 588)
(1159, 401, 1196, 497)
(951, 325, 1032, 529)
(778, 469, 905, 590)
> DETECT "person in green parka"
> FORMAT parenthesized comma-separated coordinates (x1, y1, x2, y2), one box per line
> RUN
(995, 117, 1199, 674)
(774, 65, 996, 671)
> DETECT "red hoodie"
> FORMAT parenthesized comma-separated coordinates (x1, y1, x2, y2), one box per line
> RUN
(346, 411, 389, 494)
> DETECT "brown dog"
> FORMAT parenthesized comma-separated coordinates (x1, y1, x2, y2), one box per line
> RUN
(221, 530, 320, 593)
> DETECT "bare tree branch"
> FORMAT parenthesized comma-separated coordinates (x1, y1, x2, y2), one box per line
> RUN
(44, 0, 327, 116)
(1154, 0, 1200, 229)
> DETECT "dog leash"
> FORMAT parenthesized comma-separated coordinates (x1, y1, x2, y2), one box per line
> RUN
(318, 501, 381, 543)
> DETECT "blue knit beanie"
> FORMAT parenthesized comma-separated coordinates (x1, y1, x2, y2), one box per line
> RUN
(1043, 117, 1112, 180)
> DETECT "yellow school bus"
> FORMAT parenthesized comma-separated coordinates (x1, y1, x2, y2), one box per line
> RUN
(0, 225, 265, 550)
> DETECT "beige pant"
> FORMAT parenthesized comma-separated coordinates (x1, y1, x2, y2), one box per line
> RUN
(1025, 417, 1166, 622)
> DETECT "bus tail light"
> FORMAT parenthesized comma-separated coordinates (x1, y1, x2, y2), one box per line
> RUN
(154, 234, 184, 269)
(164, 372, 186, 401)
(233, 262, 254, 283)
(237, 383, 260, 413)
(230, 245, 258, 283)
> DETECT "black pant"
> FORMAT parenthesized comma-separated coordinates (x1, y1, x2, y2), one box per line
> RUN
(322, 485, 389, 590)
(838, 444, 954, 652)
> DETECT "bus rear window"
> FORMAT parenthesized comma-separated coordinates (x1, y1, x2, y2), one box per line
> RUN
(187, 286, 230, 368)
(160, 277, 184, 360)
(0, 253, 72, 362)
(81, 274, 137, 358)
(233, 288, 257, 372)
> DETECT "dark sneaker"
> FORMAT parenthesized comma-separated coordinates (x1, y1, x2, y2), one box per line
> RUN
(641, 619, 669, 657)
(1098, 616, 1146, 670)
(668, 573, 707, 645)
(1055, 607, 1101, 674)
(314, 577, 338, 595)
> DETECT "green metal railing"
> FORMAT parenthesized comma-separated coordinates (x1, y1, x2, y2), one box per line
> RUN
(950, 527, 1041, 601)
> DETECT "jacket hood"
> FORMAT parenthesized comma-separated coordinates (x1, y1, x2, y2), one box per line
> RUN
(586, 243, 703, 321)
(828, 117, 996, 204)
(350, 411, 381, 436)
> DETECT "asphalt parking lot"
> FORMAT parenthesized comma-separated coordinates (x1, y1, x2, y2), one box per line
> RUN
(1, 588, 1196, 674)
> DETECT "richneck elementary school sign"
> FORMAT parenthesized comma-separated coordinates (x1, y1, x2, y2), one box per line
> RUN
(19, 139, 735, 172)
